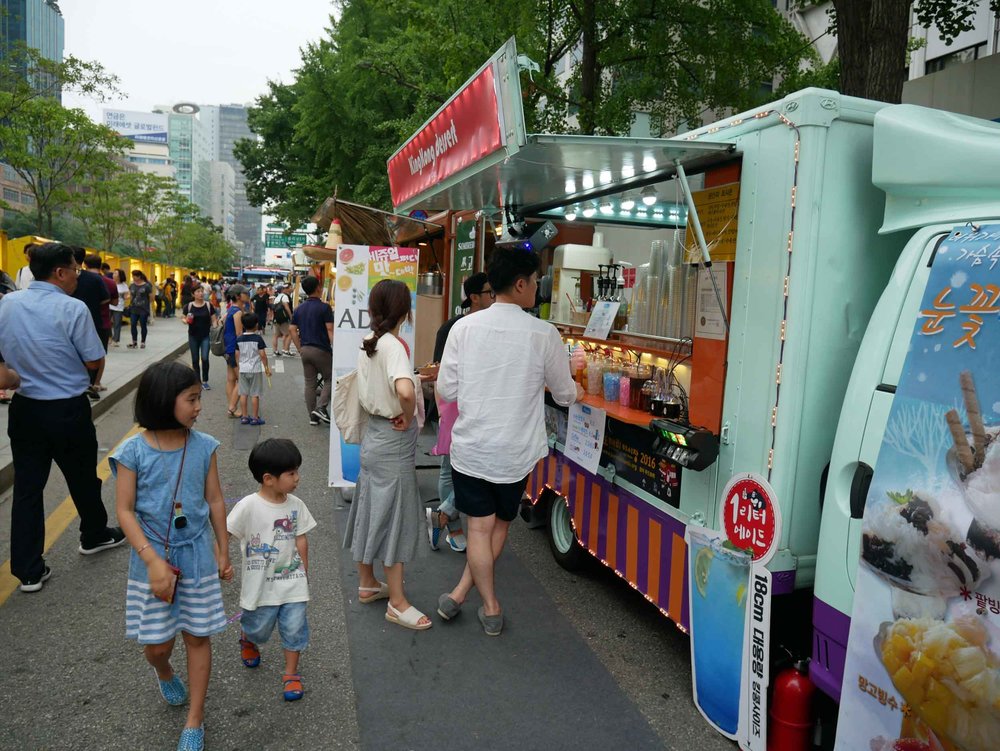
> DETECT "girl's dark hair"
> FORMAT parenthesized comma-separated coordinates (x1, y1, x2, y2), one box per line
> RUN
(488, 247, 540, 295)
(134, 362, 200, 430)
(248, 438, 302, 483)
(132, 269, 148, 283)
(113, 268, 127, 283)
(362, 279, 412, 358)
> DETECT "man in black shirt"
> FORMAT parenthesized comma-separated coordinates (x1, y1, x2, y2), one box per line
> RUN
(252, 284, 271, 332)
(432, 273, 492, 363)
(70, 247, 110, 400)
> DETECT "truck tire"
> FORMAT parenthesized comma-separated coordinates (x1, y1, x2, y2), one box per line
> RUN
(548, 494, 588, 571)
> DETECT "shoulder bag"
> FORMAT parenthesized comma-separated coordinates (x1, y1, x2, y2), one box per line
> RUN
(333, 370, 369, 444)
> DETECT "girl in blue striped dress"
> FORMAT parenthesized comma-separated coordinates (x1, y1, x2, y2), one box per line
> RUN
(112, 362, 233, 751)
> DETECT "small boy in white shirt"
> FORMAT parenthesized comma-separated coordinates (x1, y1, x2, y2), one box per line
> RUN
(227, 438, 316, 701)
(235, 312, 271, 426)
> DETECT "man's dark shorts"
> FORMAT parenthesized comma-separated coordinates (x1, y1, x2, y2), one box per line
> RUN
(451, 467, 529, 523)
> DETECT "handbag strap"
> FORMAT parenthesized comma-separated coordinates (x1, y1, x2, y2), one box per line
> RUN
(163, 432, 189, 556)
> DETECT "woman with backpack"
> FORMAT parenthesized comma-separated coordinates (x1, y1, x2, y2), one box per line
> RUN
(271, 283, 294, 356)
(183, 285, 218, 391)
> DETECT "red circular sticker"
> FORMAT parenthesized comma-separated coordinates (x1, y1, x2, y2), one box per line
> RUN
(720, 474, 780, 563)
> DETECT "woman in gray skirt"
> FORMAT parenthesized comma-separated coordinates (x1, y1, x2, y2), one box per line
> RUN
(343, 279, 431, 630)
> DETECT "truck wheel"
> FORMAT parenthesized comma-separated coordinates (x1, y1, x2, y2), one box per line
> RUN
(548, 494, 587, 571)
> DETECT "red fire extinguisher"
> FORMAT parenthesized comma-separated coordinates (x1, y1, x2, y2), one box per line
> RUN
(768, 660, 816, 751)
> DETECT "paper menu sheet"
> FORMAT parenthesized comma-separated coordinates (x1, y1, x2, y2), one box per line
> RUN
(583, 301, 621, 340)
(565, 402, 606, 475)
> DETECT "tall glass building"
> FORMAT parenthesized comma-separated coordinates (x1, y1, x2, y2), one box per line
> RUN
(217, 104, 263, 264)
(0, 0, 64, 61)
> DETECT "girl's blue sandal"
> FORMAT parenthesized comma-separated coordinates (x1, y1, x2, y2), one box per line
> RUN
(158, 672, 188, 706)
(177, 725, 204, 751)
(283, 673, 304, 701)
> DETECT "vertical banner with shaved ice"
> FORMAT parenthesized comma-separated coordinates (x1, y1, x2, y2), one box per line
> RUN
(328, 245, 418, 487)
(835, 225, 1000, 751)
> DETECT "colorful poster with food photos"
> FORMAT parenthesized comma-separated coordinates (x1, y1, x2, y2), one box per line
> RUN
(835, 225, 1000, 751)
(329, 245, 419, 487)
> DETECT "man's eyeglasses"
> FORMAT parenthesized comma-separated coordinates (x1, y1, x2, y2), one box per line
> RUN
(474, 288, 495, 299)
(56, 265, 81, 277)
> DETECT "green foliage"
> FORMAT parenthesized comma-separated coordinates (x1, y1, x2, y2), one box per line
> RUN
(0, 96, 125, 234)
(236, 0, 816, 222)
(149, 191, 237, 272)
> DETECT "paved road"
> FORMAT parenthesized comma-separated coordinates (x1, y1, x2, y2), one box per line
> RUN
(0, 341, 734, 751)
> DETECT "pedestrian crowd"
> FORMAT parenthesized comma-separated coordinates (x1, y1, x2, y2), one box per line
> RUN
(0, 241, 583, 751)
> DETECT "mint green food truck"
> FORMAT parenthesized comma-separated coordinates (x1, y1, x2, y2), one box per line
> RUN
(388, 45, 1000, 735)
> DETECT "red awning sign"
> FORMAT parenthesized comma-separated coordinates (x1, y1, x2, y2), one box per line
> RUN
(388, 65, 504, 208)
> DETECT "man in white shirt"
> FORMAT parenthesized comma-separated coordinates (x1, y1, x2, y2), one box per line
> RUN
(436, 247, 582, 636)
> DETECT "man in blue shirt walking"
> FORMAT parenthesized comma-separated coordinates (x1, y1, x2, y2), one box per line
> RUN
(0, 242, 126, 593)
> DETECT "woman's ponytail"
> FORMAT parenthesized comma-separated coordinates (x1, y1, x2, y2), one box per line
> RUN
(361, 279, 413, 358)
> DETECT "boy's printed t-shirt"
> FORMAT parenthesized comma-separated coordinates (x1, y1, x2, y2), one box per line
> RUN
(227, 493, 317, 610)
(236, 333, 266, 373)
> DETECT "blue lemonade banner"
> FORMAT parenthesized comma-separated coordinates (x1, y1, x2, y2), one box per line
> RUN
(836, 226, 1000, 751)
(328, 246, 418, 487)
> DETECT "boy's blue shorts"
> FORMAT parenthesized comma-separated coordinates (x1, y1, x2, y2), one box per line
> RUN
(241, 602, 309, 652)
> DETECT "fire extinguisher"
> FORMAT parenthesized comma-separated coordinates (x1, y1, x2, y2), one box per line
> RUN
(768, 659, 816, 751)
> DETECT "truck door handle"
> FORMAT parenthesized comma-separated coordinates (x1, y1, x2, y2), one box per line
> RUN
(850, 462, 874, 519)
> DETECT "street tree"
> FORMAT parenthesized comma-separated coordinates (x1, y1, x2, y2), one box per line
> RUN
(236, 0, 814, 219)
(75, 170, 142, 252)
(0, 40, 120, 121)
(0, 96, 125, 235)
(124, 173, 175, 256)
(808, 1, 1000, 103)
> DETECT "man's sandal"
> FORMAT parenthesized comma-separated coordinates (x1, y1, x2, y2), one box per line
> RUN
(385, 603, 432, 631)
(358, 581, 389, 603)
(239, 636, 260, 668)
(282, 673, 304, 702)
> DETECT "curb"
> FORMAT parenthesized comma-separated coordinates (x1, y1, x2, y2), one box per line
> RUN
(0, 340, 190, 496)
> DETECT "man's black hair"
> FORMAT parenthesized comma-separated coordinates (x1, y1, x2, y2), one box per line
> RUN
(134, 362, 200, 430)
(487, 247, 540, 295)
(71, 246, 86, 265)
(241, 312, 259, 330)
(28, 242, 75, 281)
(84, 254, 102, 269)
(301, 275, 320, 295)
(248, 438, 302, 483)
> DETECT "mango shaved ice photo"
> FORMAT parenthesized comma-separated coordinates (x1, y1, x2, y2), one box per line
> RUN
(878, 615, 1000, 751)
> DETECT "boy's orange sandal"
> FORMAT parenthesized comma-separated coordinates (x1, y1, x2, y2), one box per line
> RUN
(239, 637, 260, 668)
(283, 673, 304, 701)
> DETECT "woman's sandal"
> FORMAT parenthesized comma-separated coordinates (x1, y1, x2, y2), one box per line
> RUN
(385, 603, 432, 631)
(282, 673, 304, 701)
(358, 581, 389, 604)
(127, 343, 137, 349)
(227, 408, 241, 419)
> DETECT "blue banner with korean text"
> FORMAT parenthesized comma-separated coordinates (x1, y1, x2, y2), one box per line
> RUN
(835, 225, 1000, 751)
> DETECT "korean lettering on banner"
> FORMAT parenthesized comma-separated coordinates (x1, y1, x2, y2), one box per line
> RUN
(328, 246, 419, 487)
(450, 216, 477, 316)
(718, 474, 780, 751)
(834, 225, 1000, 751)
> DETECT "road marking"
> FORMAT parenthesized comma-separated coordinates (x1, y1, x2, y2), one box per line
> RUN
(272, 360, 285, 373)
(0, 423, 141, 606)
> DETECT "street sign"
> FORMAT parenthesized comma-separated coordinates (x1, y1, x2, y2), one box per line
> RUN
(265, 232, 307, 248)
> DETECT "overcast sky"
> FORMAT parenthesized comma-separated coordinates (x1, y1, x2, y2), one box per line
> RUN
(62, 0, 336, 121)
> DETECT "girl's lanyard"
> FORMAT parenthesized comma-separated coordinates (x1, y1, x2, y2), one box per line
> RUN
(143, 432, 188, 562)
